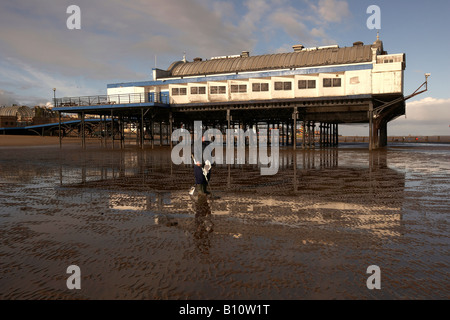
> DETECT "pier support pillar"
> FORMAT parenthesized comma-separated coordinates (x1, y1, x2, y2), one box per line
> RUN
(140, 108, 145, 149)
(160, 122, 163, 146)
(292, 107, 298, 150)
(81, 111, 86, 149)
(169, 112, 173, 149)
(58, 111, 62, 148)
(369, 101, 374, 151)
(111, 109, 114, 149)
(379, 121, 387, 148)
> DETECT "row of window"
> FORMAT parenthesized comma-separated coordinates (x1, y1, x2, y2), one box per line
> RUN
(171, 78, 341, 96)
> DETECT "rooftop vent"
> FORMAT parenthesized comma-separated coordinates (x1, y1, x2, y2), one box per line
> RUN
(211, 54, 241, 60)
(193, 57, 203, 62)
(292, 44, 304, 52)
(353, 41, 364, 47)
(318, 45, 339, 50)
(241, 51, 250, 58)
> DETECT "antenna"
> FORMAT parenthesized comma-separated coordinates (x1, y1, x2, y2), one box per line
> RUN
(155, 55, 157, 68)
(183, 51, 186, 63)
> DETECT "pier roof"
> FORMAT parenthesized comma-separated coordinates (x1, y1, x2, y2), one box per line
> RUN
(168, 42, 376, 78)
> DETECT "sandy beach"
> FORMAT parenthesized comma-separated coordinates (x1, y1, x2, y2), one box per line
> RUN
(0, 138, 449, 300)
(0, 135, 93, 147)
(1, 134, 449, 147)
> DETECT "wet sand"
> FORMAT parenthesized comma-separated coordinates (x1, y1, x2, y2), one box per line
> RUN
(0, 135, 83, 147)
(0, 139, 449, 300)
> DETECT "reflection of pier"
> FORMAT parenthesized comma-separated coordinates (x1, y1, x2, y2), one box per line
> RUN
(52, 148, 405, 238)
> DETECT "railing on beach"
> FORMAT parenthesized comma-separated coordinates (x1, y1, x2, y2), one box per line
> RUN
(55, 92, 170, 108)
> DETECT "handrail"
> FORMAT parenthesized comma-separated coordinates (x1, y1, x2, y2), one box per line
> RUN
(55, 92, 170, 108)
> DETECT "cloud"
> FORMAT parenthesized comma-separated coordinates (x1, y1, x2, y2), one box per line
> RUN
(0, 89, 19, 106)
(268, 9, 312, 43)
(390, 97, 450, 136)
(311, 0, 351, 24)
(0, 0, 353, 105)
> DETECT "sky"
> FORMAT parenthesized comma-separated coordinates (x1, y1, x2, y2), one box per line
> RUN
(0, 0, 449, 136)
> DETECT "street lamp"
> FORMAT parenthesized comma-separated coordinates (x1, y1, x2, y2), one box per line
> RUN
(425, 73, 431, 91)
(53, 88, 56, 108)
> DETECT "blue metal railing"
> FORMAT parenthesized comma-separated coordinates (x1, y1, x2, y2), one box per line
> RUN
(55, 92, 170, 108)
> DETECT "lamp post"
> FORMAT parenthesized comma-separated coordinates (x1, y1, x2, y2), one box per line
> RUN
(54, 88, 62, 147)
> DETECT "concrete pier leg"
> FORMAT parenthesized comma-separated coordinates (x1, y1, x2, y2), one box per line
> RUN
(81, 111, 85, 149)
(335, 123, 339, 146)
(160, 122, 163, 146)
(120, 116, 124, 149)
(58, 111, 62, 148)
(111, 110, 114, 149)
(151, 119, 154, 149)
(292, 107, 298, 150)
(379, 121, 387, 148)
(169, 112, 173, 149)
(141, 109, 145, 149)
(302, 122, 306, 149)
(319, 124, 323, 148)
(326, 123, 330, 147)
(369, 102, 374, 151)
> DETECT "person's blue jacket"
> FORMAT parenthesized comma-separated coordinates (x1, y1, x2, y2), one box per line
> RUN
(194, 163, 211, 184)
(194, 165, 207, 185)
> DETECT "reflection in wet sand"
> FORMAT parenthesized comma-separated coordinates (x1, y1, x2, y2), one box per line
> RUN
(0, 144, 448, 299)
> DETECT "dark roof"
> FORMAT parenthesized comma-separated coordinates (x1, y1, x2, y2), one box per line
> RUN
(168, 43, 376, 78)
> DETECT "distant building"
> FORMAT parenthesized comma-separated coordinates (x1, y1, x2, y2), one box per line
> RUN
(0, 106, 34, 127)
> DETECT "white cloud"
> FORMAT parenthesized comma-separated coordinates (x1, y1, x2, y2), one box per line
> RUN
(339, 97, 450, 137)
(311, 0, 351, 23)
(389, 97, 450, 136)
(269, 9, 312, 42)
(0, 0, 354, 105)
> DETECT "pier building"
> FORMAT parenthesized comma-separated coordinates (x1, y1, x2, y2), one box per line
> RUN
(54, 36, 422, 150)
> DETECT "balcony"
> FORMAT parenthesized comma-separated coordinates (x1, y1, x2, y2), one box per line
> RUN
(55, 92, 170, 108)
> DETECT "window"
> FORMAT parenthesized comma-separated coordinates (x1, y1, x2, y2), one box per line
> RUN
(274, 81, 292, 91)
(210, 86, 226, 94)
(323, 78, 341, 88)
(172, 87, 187, 96)
(333, 78, 341, 87)
(191, 86, 206, 95)
(231, 84, 247, 93)
(252, 83, 269, 92)
(298, 80, 316, 89)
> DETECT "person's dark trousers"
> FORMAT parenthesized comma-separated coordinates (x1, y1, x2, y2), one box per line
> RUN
(196, 184, 209, 194)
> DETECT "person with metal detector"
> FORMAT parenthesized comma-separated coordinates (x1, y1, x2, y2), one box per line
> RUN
(191, 154, 211, 195)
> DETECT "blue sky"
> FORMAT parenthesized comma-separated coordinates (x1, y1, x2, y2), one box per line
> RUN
(0, 0, 449, 135)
